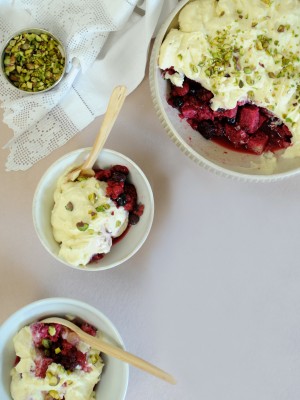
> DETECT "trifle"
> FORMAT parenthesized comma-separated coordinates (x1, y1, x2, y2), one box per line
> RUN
(51, 164, 144, 267)
(10, 320, 103, 400)
(158, 0, 300, 168)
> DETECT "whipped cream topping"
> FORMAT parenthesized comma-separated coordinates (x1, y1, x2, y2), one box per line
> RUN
(10, 326, 104, 400)
(51, 174, 128, 267)
(159, 0, 300, 158)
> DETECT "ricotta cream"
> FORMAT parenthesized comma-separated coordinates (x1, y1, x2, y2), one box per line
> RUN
(51, 174, 128, 267)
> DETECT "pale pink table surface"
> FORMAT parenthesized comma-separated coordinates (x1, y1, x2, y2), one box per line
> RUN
(1, 70, 300, 400)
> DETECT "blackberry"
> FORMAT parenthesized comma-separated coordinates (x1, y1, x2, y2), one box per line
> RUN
(116, 193, 127, 207)
(129, 213, 140, 225)
(173, 96, 184, 108)
(197, 120, 216, 140)
(227, 117, 236, 125)
(111, 171, 127, 182)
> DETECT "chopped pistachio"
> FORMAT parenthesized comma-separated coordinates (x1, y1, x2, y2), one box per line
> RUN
(88, 193, 97, 204)
(88, 210, 97, 219)
(243, 67, 252, 74)
(54, 347, 61, 354)
(65, 201, 74, 211)
(116, 220, 121, 228)
(96, 204, 110, 212)
(48, 391, 60, 400)
(42, 339, 50, 348)
(48, 375, 59, 386)
(76, 176, 88, 182)
(89, 353, 100, 364)
(2, 31, 65, 92)
(277, 25, 285, 32)
(248, 90, 255, 100)
(48, 326, 56, 336)
(76, 221, 89, 231)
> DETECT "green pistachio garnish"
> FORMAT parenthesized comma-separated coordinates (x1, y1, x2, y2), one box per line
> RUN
(116, 220, 121, 228)
(42, 339, 50, 348)
(88, 193, 97, 204)
(247, 90, 255, 100)
(76, 222, 89, 231)
(76, 176, 88, 182)
(88, 210, 97, 220)
(243, 67, 252, 74)
(46, 371, 59, 386)
(48, 326, 56, 336)
(3, 32, 65, 92)
(89, 353, 100, 364)
(54, 347, 61, 354)
(277, 25, 285, 32)
(48, 391, 60, 400)
(65, 201, 73, 211)
(96, 204, 110, 212)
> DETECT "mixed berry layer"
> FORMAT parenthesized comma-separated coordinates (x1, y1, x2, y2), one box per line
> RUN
(23, 322, 97, 379)
(94, 165, 144, 225)
(90, 164, 144, 263)
(166, 72, 292, 155)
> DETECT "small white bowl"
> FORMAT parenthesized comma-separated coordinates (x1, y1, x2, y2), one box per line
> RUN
(0, 297, 128, 400)
(32, 148, 154, 271)
(149, 0, 300, 182)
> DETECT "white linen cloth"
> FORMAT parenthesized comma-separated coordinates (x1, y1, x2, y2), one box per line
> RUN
(0, 0, 178, 170)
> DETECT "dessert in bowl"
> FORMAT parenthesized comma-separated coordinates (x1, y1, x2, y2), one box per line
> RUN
(150, 0, 300, 180)
(0, 297, 128, 400)
(33, 148, 154, 271)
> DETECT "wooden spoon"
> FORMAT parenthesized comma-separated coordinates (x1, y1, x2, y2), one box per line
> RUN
(66, 85, 127, 182)
(42, 317, 176, 384)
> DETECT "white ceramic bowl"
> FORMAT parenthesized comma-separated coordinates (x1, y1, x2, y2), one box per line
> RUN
(0, 297, 128, 400)
(149, 0, 300, 182)
(33, 148, 154, 271)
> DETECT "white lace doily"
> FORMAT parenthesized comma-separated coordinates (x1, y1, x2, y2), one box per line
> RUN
(0, 0, 177, 170)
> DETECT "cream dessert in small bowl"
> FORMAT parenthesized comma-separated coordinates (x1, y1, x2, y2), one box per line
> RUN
(0, 298, 128, 400)
(33, 148, 154, 270)
(150, 0, 300, 180)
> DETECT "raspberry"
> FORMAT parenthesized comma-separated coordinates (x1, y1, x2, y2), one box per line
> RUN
(171, 81, 189, 97)
(123, 184, 137, 212)
(94, 169, 111, 181)
(90, 253, 104, 262)
(111, 165, 129, 175)
(106, 180, 125, 200)
(34, 357, 52, 378)
(81, 323, 97, 337)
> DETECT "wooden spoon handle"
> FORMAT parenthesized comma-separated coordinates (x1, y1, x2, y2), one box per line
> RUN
(81, 85, 127, 170)
(42, 317, 176, 384)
